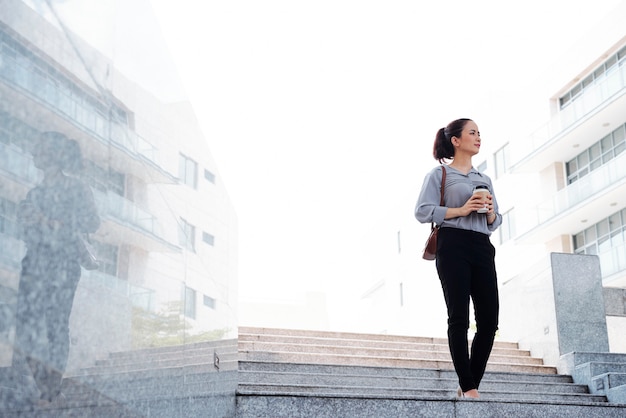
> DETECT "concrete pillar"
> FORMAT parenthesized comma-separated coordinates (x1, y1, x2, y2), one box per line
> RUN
(551, 252, 609, 355)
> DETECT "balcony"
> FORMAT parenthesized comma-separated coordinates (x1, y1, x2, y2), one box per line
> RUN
(0, 36, 176, 184)
(510, 63, 626, 173)
(515, 150, 626, 244)
(598, 241, 626, 287)
(81, 269, 156, 312)
(0, 142, 40, 190)
(93, 190, 179, 252)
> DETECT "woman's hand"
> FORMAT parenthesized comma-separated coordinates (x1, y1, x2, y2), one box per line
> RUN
(462, 193, 491, 216)
(445, 193, 494, 219)
(483, 195, 498, 224)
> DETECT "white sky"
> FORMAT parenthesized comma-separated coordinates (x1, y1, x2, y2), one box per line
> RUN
(48, 0, 626, 327)
(146, 0, 625, 297)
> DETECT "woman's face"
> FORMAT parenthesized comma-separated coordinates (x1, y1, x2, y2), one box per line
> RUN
(453, 120, 481, 156)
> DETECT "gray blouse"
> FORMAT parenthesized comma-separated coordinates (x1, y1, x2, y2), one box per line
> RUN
(415, 164, 502, 236)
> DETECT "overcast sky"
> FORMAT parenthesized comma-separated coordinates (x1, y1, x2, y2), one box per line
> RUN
(48, 0, 626, 327)
(146, 0, 625, 297)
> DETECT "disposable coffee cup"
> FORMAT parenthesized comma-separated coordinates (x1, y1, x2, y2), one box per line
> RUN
(473, 186, 489, 214)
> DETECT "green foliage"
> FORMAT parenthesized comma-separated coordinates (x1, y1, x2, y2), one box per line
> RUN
(131, 301, 229, 348)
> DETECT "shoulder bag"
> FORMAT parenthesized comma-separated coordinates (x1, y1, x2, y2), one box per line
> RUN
(422, 165, 446, 260)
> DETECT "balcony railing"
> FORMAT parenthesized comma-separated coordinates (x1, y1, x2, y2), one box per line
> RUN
(0, 142, 40, 184)
(93, 189, 163, 239)
(512, 63, 626, 167)
(519, 150, 626, 235)
(597, 241, 626, 280)
(82, 269, 156, 312)
(0, 37, 162, 169)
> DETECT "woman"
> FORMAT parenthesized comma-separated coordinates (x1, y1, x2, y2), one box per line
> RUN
(415, 118, 501, 399)
(13, 131, 100, 403)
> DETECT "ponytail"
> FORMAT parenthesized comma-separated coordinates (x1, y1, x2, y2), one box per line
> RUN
(432, 118, 471, 163)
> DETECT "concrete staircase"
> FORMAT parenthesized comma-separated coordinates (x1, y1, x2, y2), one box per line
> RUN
(237, 326, 626, 417)
(561, 351, 626, 404)
(0, 339, 239, 417)
(1, 327, 625, 417)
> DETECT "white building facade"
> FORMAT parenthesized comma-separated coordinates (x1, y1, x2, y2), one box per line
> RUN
(0, 0, 238, 373)
(494, 32, 626, 360)
(355, 7, 626, 365)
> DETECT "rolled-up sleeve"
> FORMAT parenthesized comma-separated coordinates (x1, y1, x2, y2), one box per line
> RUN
(415, 166, 446, 225)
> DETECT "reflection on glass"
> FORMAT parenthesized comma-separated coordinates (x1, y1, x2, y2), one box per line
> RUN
(1, 0, 237, 415)
(13, 131, 100, 403)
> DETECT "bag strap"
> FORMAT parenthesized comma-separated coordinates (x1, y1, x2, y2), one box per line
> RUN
(439, 165, 446, 206)
(431, 165, 446, 230)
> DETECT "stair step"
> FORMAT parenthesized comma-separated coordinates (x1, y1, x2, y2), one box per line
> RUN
(238, 341, 539, 364)
(239, 361, 570, 384)
(239, 350, 556, 375)
(237, 382, 608, 404)
(238, 370, 586, 394)
(102, 339, 237, 361)
(239, 326, 520, 349)
(591, 372, 626, 392)
(235, 395, 626, 417)
(239, 333, 528, 357)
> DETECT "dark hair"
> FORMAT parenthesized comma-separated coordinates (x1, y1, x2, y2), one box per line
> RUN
(39, 131, 84, 173)
(433, 118, 472, 163)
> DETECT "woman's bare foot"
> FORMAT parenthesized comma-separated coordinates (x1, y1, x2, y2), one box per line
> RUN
(463, 389, 480, 398)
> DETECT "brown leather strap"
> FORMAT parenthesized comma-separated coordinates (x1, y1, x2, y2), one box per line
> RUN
(431, 165, 446, 231)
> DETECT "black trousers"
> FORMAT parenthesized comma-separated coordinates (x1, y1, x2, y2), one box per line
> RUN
(436, 227, 499, 392)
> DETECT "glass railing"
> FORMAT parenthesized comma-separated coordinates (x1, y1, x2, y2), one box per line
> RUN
(92, 189, 164, 239)
(0, 45, 161, 169)
(82, 269, 156, 312)
(519, 151, 626, 235)
(598, 241, 626, 279)
(0, 142, 40, 184)
(109, 121, 159, 163)
(511, 64, 626, 167)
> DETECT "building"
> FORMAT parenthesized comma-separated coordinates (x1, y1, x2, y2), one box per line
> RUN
(0, 0, 237, 373)
(494, 27, 626, 362)
(354, 4, 626, 365)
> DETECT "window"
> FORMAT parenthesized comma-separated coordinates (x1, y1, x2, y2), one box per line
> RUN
(179, 153, 197, 188)
(203, 295, 216, 309)
(204, 169, 216, 184)
(559, 46, 626, 109)
(202, 231, 215, 246)
(184, 286, 196, 319)
(477, 160, 487, 173)
(566, 122, 626, 184)
(396, 230, 401, 254)
(574, 208, 626, 256)
(494, 144, 509, 179)
(499, 209, 516, 244)
(179, 218, 196, 251)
